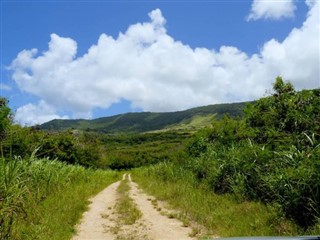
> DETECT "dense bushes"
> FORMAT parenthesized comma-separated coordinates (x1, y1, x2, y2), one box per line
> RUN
(245, 78, 320, 148)
(1, 125, 102, 168)
(186, 77, 320, 229)
(0, 98, 102, 168)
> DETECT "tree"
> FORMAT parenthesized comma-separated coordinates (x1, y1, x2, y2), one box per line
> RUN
(0, 97, 11, 157)
(0, 98, 10, 136)
(273, 76, 294, 95)
(244, 76, 320, 146)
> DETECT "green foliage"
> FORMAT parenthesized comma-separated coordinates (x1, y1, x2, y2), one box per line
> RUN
(245, 78, 320, 147)
(0, 154, 119, 239)
(100, 131, 190, 170)
(133, 163, 298, 237)
(0, 98, 11, 158)
(1, 126, 101, 168)
(0, 100, 102, 168)
(185, 77, 320, 230)
(0, 98, 10, 137)
(266, 143, 320, 228)
(37, 131, 100, 167)
(187, 136, 208, 158)
(208, 116, 255, 145)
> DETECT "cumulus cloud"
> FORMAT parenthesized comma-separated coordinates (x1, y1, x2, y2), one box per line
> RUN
(247, 0, 297, 21)
(14, 100, 69, 126)
(9, 6, 320, 126)
(261, 1, 320, 89)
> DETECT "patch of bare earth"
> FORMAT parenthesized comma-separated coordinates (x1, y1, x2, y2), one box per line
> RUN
(72, 180, 120, 240)
(72, 174, 196, 240)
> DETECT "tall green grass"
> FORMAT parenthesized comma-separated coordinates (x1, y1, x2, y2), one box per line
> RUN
(0, 153, 120, 240)
(132, 162, 300, 237)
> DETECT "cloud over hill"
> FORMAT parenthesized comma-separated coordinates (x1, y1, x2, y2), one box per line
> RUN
(10, 2, 320, 125)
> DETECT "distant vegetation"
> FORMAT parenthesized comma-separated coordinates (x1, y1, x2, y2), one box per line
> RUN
(1, 124, 190, 171)
(0, 76, 319, 238)
(100, 131, 190, 170)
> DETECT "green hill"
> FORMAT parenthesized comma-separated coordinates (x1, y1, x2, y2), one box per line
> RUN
(40, 102, 248, 133)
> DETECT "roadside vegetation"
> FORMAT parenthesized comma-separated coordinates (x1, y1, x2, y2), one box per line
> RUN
(133, 163, 298, 237)
(134, 77, 320, 236)
(0, 154, 119, 239)
(0, 98, 121, 239)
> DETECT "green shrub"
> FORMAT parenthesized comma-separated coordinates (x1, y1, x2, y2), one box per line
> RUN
(184, 77, 320, 229)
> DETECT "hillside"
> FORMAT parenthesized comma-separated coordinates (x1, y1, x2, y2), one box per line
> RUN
(40, 101, 248, 133)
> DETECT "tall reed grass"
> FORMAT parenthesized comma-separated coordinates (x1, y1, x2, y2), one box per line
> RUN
(0, 152, 119, 239)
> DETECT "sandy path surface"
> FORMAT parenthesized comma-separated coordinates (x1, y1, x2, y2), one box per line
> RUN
(128, 174, 194, 240)
(72, 180, 120, 240)
(72, 174, 195, 240)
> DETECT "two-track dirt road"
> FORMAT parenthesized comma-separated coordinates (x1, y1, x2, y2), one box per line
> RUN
(72, 174, 195, 240)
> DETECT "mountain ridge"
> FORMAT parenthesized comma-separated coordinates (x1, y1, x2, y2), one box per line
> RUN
(40, 101, 249, 133)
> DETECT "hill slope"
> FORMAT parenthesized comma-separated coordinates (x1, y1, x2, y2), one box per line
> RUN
(40, 102, 248, 133)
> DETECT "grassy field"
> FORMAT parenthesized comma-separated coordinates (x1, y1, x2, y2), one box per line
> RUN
(132, 163, 301, 237)
(149, 114, 216, 132)
(0, 154, 120, 240)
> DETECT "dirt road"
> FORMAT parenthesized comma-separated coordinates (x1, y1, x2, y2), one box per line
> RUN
(72, 174, 195, 240)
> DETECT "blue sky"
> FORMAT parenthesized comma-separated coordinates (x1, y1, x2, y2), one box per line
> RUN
(0, 0, 319, 125)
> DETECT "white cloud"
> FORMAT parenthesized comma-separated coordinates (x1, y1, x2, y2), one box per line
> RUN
(261, 0, 320, 89)
(247, 0, 297, 21)
(0, 83, 11, 91)
(9, 6, 320, 125)
(305, 0, 317, 8)
(15, 100, 69, 126)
